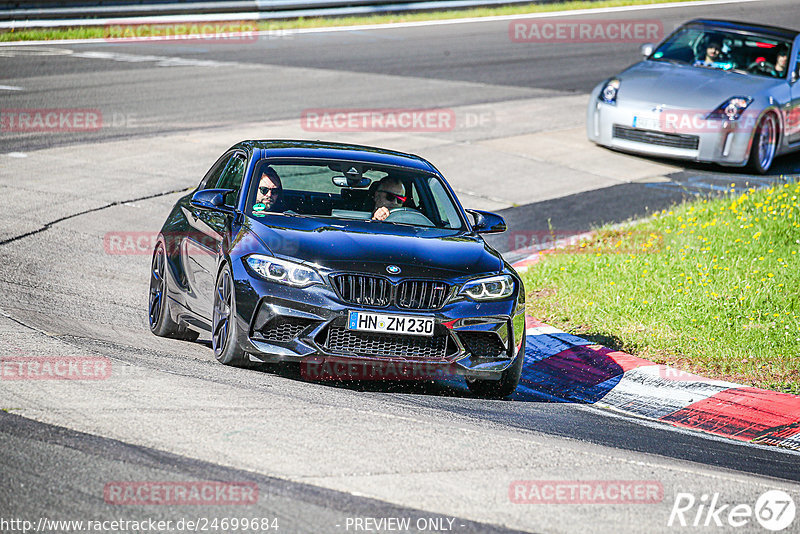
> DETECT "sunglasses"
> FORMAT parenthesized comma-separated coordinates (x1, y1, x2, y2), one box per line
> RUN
(378, 190, 406, 204)
(259, 186, 281, 195)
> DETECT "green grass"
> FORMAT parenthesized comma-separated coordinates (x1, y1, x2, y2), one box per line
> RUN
(522, 180, 800, 394)
(0, 0, 696, 42)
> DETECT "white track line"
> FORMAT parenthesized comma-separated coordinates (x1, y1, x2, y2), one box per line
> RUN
(0, 0, 765, 47)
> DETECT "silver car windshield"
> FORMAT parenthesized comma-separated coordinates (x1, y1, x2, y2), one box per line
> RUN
(651, 26, 792, 78)
(246, 159, 465, 230)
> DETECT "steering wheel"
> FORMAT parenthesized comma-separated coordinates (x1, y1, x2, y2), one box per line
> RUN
(384, 207, 435, 226)
(747, 60, 776, 74)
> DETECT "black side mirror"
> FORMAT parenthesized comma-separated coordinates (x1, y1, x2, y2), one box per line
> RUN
(466, 209, 506, 234)
(190, 188, 235, 213)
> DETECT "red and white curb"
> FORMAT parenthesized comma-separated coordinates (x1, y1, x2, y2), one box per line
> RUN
(513, 262, 800, 451)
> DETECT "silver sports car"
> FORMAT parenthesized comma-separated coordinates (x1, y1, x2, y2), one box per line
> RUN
(587, 19, 800, 173)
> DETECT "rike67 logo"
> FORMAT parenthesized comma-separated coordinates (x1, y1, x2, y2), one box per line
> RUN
(668, 490, 796, 531)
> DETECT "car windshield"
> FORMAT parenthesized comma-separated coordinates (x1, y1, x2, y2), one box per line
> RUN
(650, 25, 792, 78)
(245, 158, 465, 229)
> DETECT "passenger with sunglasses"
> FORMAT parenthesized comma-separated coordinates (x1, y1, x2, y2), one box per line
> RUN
(254, 167, 283, 212)
(370, 176, 406, 221)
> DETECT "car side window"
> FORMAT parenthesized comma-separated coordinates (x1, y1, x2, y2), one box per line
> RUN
(795, 49, 800, 79)
(216, 154, 246, 207)
(428, 178, 460, 229)
(198, 153, 234, 191)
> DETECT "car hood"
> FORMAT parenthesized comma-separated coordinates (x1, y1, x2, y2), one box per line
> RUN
(617, 60, 775, 109)
(239, 216, 505, 278)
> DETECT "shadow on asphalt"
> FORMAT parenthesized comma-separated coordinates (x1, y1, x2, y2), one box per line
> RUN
(235, 340, 627, 406)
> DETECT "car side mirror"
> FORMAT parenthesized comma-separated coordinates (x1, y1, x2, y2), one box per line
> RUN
(792, 68, 799, 84)
(640, 43, 655, 58)
(190, 188, 235, 213)
(467, 209, 506, 234)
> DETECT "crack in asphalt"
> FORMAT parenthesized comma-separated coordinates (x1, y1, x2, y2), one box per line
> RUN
(0, 186, 190, 247)
(0, 306, 52, 337)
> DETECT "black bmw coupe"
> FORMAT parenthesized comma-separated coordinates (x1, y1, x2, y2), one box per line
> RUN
(148, 140, 526, 397)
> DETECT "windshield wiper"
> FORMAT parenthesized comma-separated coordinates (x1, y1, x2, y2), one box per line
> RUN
(652, 57, 688, 66)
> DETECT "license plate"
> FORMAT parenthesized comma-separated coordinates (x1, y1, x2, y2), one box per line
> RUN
(347, 311, 434, 337)
(633, 115, 661, 131)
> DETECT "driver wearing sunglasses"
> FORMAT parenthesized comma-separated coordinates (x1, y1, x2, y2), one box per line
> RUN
(371, 176, 406, 221)
(254, 167, 283, 212)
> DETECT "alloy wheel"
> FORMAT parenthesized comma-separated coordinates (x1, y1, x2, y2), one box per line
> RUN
(148, 245, 165, 328)
(757, 114, 777, 172)
(212, 269, 232, 356)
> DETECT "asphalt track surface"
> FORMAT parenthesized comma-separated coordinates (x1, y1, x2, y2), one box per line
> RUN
(2, 1, 800, 533)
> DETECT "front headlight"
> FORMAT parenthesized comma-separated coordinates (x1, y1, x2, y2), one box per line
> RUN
(599, 78, 621, 105)
(460, 274, 515, 301)
(245, 254, 323, 288)
(707, 96, 752, 121)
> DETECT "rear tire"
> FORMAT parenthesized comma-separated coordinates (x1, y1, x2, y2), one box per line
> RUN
(149, 243, 198, 341)
(748, 113, 778, 175)
(212, 264, 249, 366)
(467, 336, 525, 399)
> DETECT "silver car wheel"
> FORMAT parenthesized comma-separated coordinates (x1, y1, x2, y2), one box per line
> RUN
(756, 114, 777, 172)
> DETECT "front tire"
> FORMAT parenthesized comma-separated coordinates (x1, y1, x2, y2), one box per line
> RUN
(149, 243, 198, 341)
(467, 336, 525, 399)
(212, 264, 248, 366)
(748, 113, 778, 175)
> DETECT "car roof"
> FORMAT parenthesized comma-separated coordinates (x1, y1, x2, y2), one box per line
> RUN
(233, 140, 437, 173)
(686, 19, 799, 40)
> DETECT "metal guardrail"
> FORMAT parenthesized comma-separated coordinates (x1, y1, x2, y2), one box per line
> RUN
(2, 1, 388, 19)
(2, 0, 548, 21)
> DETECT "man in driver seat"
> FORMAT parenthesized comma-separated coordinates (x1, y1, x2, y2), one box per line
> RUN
(694, 39, 733, 70)
(370, 176, 406, 221)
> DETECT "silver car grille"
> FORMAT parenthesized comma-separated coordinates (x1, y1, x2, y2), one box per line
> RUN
(613, 125, 699, 150)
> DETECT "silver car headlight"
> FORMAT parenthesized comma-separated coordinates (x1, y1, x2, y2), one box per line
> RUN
(460, 274, 515, 301)
(599, 78, 621, 105)
(707, 96, 752, 121)
(245, 254, 323, 288)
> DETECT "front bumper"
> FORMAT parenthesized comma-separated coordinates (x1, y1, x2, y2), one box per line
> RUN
(586, 96, 756, 167)
(230, 264, 526, 381)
